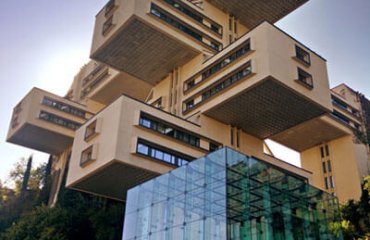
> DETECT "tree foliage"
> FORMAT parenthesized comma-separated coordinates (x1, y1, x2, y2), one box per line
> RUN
(0, 157, 125, 240)
(335, 175, 370, 240)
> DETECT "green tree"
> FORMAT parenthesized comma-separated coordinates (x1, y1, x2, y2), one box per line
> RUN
(337, 175, 370, 239)
(20, 155, 32, 199)
(1, 157, 125, 240)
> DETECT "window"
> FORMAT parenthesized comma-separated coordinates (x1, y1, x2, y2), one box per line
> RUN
(81, 69, 110, 98)
(104, 0, 116, 16)
(136, 140, 193, 167)
(184, 62, 252, 113)
(186, 79, 195, 90)
(39, 111, 81, 130)
(325, 145, 330, 156)
(324, 177, 329, 189)
(297, 68, 313, 88)
(102, 16, 114, 35)
(80, 146, 94, 166)
(139, 114, 200, 148)
(150, 4, 221, 51)
(230, 128, 234, 146)
(85, 120, 98, 140)
(327, 160, 332, 172)
(320, 147, 325, 158)
(185, 100, 194, 110)
(42, 97, 86, 118)
(332, 96, 348, 110)
(331, 111, 350, 125)
(184, 39, 250, 92)
(295, 45, 311, 65)
(201, 62, 252, 101)
(163, 0, 222, 35)
(322, 162, 327, 173)
(209, 142, 220, 152)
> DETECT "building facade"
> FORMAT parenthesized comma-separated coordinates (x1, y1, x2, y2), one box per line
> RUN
(6, 0, 370, 236)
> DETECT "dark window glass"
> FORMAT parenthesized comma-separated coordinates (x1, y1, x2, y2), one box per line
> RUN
(85, 120, 97, 140)
(163, 0, 222, 35)
(331, 111, 350, 125)
(139, 115, 200, 148)
(209, 142, 219, 152)
(150, 4, 221, 50)
(39, 111, 81, 130)
(320, 147, 325, 158)
(324, 177, 329, 189)
(201, 62, 252, 101)
(42, 97, 86, 118)
(322, 162, 327, 173)
(297, 68, 313, 88)
(332, 96, 348, 110)
(186, 100, 194, 110)
(295, 45, 311, 65)
(327, 160, 332, 172)
(136, 140, 192, 167)
(325, 145, 330, 156)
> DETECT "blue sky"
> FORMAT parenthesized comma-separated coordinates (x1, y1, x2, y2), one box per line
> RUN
(0, 0, 369, 183)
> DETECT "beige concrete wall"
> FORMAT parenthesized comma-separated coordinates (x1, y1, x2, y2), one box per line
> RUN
(67, 95, 209, 187)
(91, 0, 221, 59)
(332, 84, 362, 110)
(181, 22, 332, 117)
(67, 94, 312, 189)
(7, 88, 88, 140)
(301, 136, 363, 203)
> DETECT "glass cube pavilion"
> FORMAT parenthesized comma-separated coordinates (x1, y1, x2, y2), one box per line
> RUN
(122, 148, 342, 240)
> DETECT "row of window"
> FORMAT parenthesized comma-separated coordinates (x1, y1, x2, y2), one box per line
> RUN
(150, 4, 221, 51)
(139, 115, 200, 147)
(184, 39, 251, 92)
(42, 97, 86, 118)
(82, 64, 105, 86)
(81, 69, 110, 98)
(202, 63, 252, 101)
(320, 145, 330, 158)
(162, 0, 222, 35)
(324, 176, 335, 190)
(137, 141, 191, 167)
(322, 160, 332, 174)
(331, 110, 351, 125)
(332, 95, 361, 118)
(184, 62, 252, 111)
(39, 111, 81, 130)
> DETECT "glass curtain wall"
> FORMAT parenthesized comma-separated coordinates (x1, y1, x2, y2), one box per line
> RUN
(122, 148, 342, 240)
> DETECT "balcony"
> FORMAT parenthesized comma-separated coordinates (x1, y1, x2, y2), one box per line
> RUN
(207, 0, 308, 28)
(91, 0, 223, 85)
(7, 88, 90, 154)
(67, 94, 220, 200)
(80, 63, 152, 104)
(182, 22, 332, 140)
